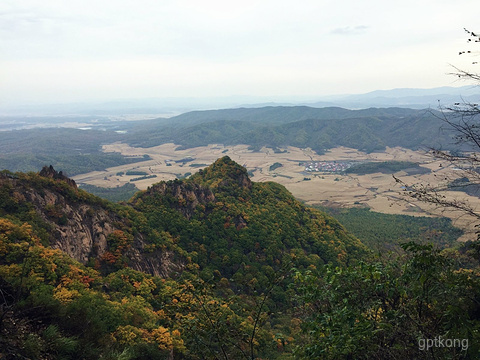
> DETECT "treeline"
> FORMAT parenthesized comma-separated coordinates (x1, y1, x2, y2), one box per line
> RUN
(344, 161, 430, 175)
(0, 152, 147, 177)
(449, 176, 480, 198)
(130, 174, 157, 182)
(320, 206, 463, 252)
(269, 162, 283, 171)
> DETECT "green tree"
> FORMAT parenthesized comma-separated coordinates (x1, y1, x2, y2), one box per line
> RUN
(293, 242, 480, 359)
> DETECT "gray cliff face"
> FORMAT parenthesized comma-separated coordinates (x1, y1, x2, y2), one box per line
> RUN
(0, 170, 183, 277)
(27, 188, 112, 262)
(25, 187, 182, 276)
(127, 245, 182, 278)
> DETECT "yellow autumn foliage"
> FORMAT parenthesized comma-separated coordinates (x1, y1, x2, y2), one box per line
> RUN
(53, 286, 80, 304)
(113, 325, 150, 346)
(151, 326, 173, 351)
(0, 234, 7, 256)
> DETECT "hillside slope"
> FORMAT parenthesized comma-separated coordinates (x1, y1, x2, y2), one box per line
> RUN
(0, 127, 150, 175)
(0, 159, 367, 358)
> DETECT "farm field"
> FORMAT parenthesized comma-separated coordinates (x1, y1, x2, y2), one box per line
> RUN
(72, 143, 480, 241)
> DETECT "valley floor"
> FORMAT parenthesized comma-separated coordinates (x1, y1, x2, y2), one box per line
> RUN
(72, 143, 480, 242)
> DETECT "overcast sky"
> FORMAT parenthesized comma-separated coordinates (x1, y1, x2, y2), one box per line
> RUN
(1, 0, 479, 106)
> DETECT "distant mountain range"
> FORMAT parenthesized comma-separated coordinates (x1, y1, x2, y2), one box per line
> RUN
(313, 86, 480, 109)
(1, 86, 479, 116)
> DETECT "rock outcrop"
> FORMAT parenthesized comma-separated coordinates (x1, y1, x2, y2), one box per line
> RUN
(0, 167, 183, 277)
(39, 165, 77, 189)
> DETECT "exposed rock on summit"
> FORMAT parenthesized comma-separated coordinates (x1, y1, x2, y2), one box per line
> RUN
(39, 165, 77, 188)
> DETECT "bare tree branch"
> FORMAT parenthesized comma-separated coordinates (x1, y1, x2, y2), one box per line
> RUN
(395, 29, 480, 238)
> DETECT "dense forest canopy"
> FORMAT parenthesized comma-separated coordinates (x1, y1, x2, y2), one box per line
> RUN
(321, 206, 463, 252)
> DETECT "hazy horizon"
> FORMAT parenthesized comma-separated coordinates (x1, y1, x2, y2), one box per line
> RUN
(2, 0, 479, 108)
(1, 84, 479, 118)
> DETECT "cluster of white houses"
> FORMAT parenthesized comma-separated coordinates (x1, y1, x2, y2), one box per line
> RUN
(304, 161, 355, 173)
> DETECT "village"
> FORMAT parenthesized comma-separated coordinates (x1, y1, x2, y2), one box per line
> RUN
(304, 160, 356, 173)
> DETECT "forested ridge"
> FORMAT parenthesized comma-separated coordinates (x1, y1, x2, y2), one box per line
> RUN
(0, 106, 456, 176)
(1, 158, 479, 359)
(124, 106, 451, 154)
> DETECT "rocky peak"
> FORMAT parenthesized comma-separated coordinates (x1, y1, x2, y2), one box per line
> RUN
(39, 165, 77, 189)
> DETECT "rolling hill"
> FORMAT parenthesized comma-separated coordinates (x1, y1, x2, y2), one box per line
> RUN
(125, 106, 453, 154)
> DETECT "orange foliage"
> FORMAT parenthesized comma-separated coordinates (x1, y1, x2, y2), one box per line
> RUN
(101, 251, 117, 264)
